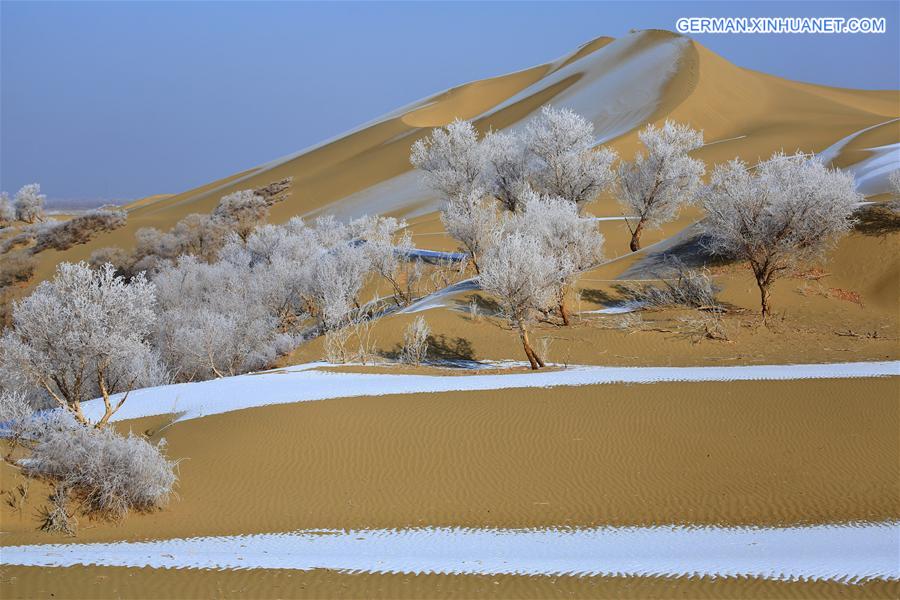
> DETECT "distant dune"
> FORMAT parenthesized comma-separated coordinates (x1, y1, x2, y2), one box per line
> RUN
(24, 29, 898, 284)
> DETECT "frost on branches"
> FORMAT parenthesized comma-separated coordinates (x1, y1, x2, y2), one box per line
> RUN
(702, 151, 860, 318)
(0, 262, 164, 427)
(616, 120, 705, 252)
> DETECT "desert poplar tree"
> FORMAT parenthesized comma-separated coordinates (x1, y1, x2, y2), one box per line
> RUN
(212, 189, 269, 241)
(617, 121, 705, 251)
(440, 187, 498, 273)
(0, 262, 163, 427)
(702, 151, 860, 319)
(481, 130, 529, 212)
(479, 226, 557, 369)
(14, 183, 46, 224)
(526, 106, 618, 209)
(410, 119, 484, 200)
(0, 192, 15, 226)
(517, 187, 605, 325)
(889, 169, 900, 205)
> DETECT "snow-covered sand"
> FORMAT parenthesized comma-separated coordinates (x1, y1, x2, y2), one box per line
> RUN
(3, 523, 897, 582)
(79, 360, 899, 424)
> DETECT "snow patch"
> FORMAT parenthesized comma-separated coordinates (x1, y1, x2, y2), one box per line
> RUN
(77, 361, 900, 424)
(2, 523, 897, 582)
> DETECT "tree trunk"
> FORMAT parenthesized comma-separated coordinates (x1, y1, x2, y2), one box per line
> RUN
(629, 219, 645, 252)
(471, 252, 480, 275)
(558, 300, 570, 326)
(758, 280, 772, 321)
(519, 327, 545, 370)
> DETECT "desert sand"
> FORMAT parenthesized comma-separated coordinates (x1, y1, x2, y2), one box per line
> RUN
(2, 28, 899, 599)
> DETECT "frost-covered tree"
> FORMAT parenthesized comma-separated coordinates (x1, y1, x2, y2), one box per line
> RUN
(0, 262, 163, 427)
(14, 183, 46, 224)
(0, 192, 15, 226)
(153, 254, 293, 381)
(481, 130, 529, 212)
(213, 189, 269, 241)
(526, 106, 618, 208)
(890, 168, 900, 204)
(440, 187, 498, 273)
(702, 151, 860, 318)
(358, 216, 424, 306)
(516, 187, 605, 325)
(617, 121, 705, 252)
(479, 226, 558, 369)
(410, 119, 484, 200)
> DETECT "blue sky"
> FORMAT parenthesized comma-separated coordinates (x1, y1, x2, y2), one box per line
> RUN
(2, 1, 898, 203)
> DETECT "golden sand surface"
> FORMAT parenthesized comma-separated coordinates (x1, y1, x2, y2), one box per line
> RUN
(2, 566, 898, 600)
(2, 377, 896, 546)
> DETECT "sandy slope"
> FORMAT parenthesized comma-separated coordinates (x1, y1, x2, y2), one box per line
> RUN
(22, 29, 899, 285)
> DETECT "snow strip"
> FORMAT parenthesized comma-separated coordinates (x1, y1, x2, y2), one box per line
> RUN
(79, 361, 900, 424)
(2, 523, 897, 582)
(817, 118, 900, 196)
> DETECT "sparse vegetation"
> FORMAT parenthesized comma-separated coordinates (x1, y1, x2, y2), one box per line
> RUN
(619, 261, 721, 310)
(401, 316, 430, 365)
(18, 410, 176, 524)
(0, 251, 38, 287)
(13, 183, 46, 224)
(31, 209, 127, 253)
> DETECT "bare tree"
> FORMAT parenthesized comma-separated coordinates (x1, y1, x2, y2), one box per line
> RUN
(701, 151, 860, 319)
(617, 121, 705, 251)
(0, 262, 164, 427)
(14, 184, 46, 224)
(410, 119, 484, 200)
(526, 106, 618, 209)
(479, 226, 558, 369)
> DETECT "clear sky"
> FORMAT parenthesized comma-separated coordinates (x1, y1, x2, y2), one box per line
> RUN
(2, 1, 898, 203)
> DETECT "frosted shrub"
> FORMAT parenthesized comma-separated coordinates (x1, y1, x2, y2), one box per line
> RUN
(14, 183, 46, 224)
(702, 151, 860, 318)
(401, 316, 430, 365)
(31, 209, 127, 253)
(526, 106, 618, 208)
(620, 261, 721, 309)
(0, 251, 37, 286)
(213, 190, 269, 241)
(479, 227, 557, 369)
(18, 411, 176, 521)
(1, 262, 163, 427)
(617, 121, 705, 251)
(153, 255, 284, 380)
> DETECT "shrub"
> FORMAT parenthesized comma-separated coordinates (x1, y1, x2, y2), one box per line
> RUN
(401, 316, 430, 365)
(31, 209, 127, 253)
(18, 410, 176, 521)
(0, 251, 37, 287)
(619, 260, 721, 309)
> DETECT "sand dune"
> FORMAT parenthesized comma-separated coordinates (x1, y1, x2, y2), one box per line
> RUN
(23, 29, 899, 284)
